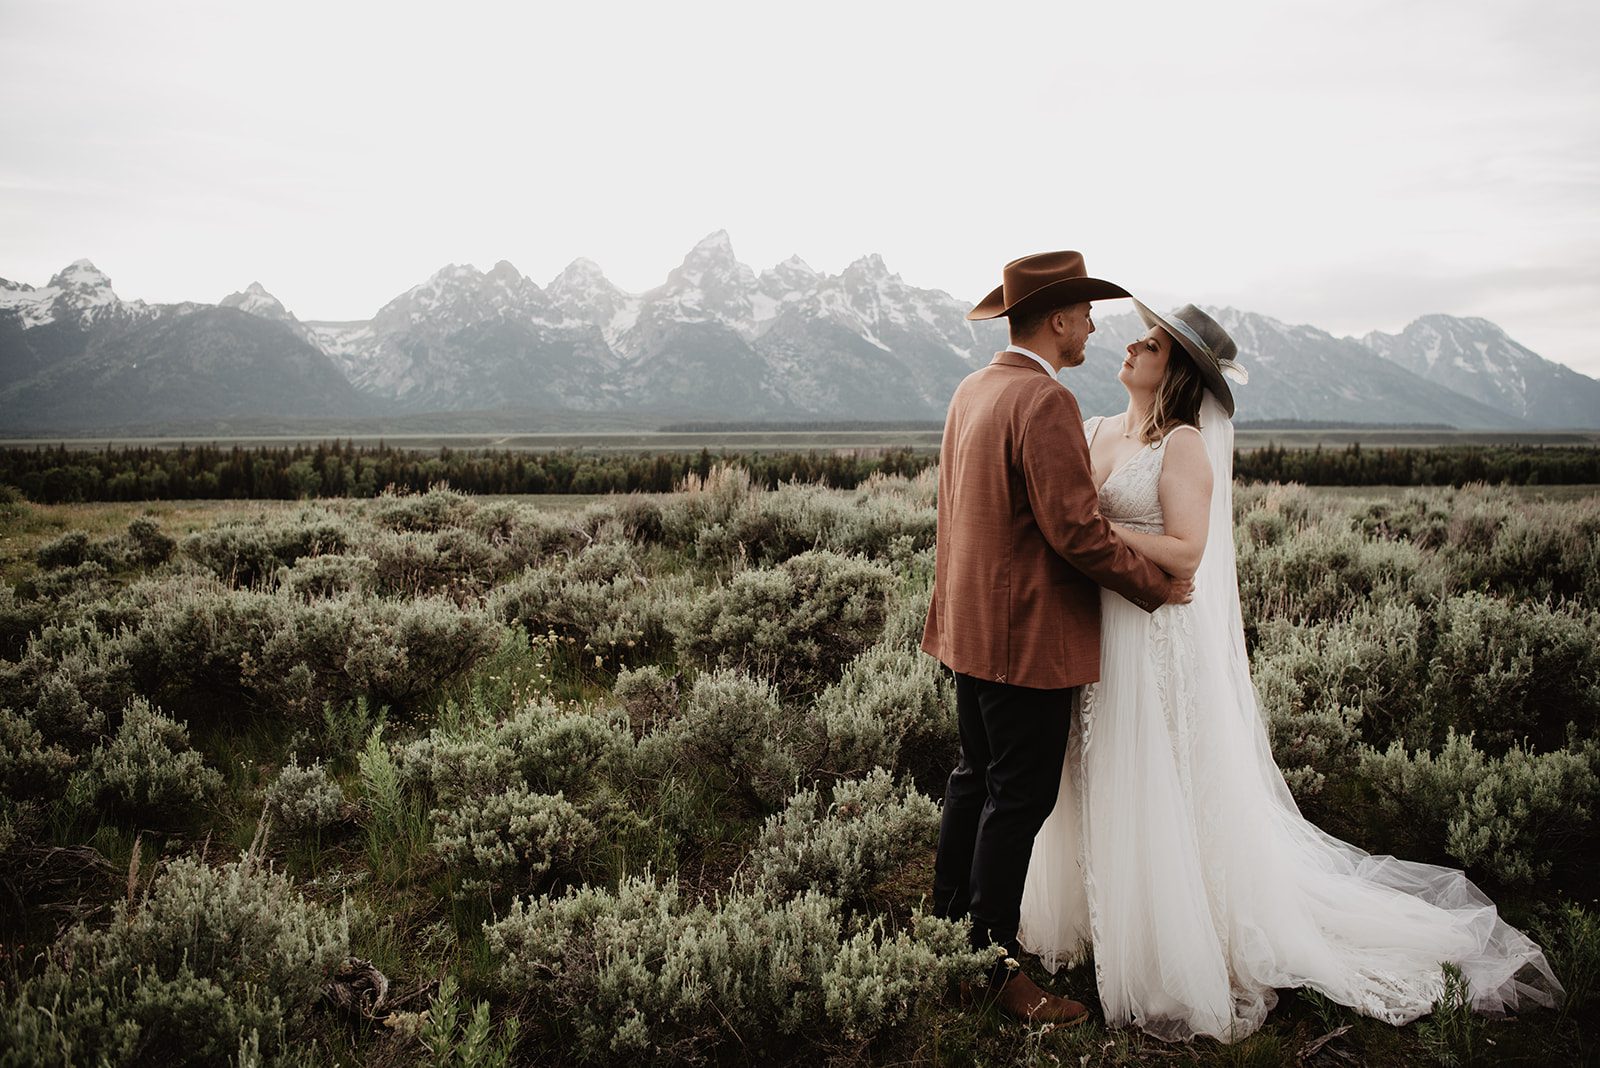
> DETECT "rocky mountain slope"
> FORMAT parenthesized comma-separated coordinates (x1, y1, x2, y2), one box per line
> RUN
(3, 238, 1593, 431)
(1360, 315, 1600, 429)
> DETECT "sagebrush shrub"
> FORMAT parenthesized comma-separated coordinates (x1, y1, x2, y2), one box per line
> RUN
(1423, 593, 1600, 753)
(71, 697, 223, 824)
(1237, 522, 1441, 630)
(124, 516, 177, 567)
(113, 576, 500, 720)
(366, 527, 503, 600)
(275, 553, 377, 600)
(34, 529, 96, 569)
(484, 874, 982, 1063)
(1447, 494, 1600, 603)
(1253, 592, 1600, 763)
(751, 768, 940, 904)
(822, 913, 987, 1042)
(673, 550, 893, 698)
(1250, 602, 1428, 792)
(0, 582, 50, 659)
(608, 494, 666, 545)
(182, 512, 351, 588)
(366, 485, 478, 533)
(1359, 730, 1599, 884)
(612, 665, 679, 737)
(1354, 492, 1450, 549)
(0, 855, 347, 1067)
(640, 669, 798, 808)
(878, 577, 933, 650)
(806, 643, 955, 790)
(658, 463, 759, 550)
(433, 785, 596, 894)
(400, 703, 632, 809)
(493, 705, 633, 796)
(0, 621, 134, 743)
(684, 482, 938, 567)
(489, 547, 686, 667)
(1443, 486, 1509, 554)
(263, 756, 347, 832)
(26, 560, 114, 604)
(0, 706, 75, 801)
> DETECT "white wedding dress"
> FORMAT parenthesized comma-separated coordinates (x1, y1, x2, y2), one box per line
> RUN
(1018, 395, 1562, 1043)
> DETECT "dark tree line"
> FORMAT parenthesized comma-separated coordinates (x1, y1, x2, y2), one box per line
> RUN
(0, 441, 1595, 503)
(0, 441, 934, 503)
(1235, 442, 1600, 486)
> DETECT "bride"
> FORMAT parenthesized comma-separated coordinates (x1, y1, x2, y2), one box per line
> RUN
(1017, 301, 1563, 1042)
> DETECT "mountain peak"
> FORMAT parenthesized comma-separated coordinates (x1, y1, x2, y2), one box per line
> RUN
(844, 252, 895, 279)
(50, 259, 114, 291)
(1409, 313, 1504, 338)
(775, 254, 817, 276)
(430, 262, 484, 283)
(552, 257, 610, 286)
(690, 230, 735, 257)
(221, 281, 291, 320)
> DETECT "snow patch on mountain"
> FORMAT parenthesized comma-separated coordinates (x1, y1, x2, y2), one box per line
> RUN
(0, 259, 147, 329)
(0, 278, 55, 329)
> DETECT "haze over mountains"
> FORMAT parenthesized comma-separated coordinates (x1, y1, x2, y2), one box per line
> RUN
(2, 233, 1597, 433)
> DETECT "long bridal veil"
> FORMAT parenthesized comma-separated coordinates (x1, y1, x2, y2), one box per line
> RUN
(1020, 392, 1561, 1042)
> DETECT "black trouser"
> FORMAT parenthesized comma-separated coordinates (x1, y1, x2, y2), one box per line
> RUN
(933, 671, 1076, 978)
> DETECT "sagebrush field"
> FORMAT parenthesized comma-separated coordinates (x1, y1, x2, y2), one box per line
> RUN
(0, 471, 1595, 1067)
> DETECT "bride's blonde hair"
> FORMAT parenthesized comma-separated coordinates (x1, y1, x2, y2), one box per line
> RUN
(1135, 329, 1208, 444)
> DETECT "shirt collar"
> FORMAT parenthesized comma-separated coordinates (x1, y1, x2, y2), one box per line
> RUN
(1004, 343, 1061, 384)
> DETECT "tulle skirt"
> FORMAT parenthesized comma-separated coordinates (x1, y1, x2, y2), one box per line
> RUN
(1018, 593, 1562, 1043)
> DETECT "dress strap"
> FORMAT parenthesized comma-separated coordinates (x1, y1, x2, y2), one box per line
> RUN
(1159, 423, 1203, 447)
(1085, 415, 1105, 446)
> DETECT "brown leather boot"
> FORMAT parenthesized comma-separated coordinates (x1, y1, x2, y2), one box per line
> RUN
(991, 972, 1090, 1026)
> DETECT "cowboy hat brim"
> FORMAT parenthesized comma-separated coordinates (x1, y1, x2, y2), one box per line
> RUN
(1132, 299, 1236, 418)
(967, 276, 1132, 321)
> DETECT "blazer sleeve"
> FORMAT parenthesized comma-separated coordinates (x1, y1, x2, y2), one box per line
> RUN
(1020, 384, 1174, 613)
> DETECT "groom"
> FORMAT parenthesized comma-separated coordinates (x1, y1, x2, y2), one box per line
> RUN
(922, 250, 1186, 1023)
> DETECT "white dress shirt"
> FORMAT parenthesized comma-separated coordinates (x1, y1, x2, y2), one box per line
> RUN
(1004, 343, 1062, 385)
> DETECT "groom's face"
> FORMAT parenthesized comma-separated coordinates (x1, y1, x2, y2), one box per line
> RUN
(1055, 303, 1095, 368)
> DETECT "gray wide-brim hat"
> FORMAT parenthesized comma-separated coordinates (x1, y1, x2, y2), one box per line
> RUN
(1131, 300, 1249, 417)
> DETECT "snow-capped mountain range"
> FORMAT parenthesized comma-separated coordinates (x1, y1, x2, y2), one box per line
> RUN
(3, 233, 1597, 432)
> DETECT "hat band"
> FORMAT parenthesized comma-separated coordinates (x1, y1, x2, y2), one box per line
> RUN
(1164, 315, 1218, 369)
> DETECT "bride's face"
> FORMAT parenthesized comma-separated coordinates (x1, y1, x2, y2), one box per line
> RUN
(1120, 327, 1173, 393)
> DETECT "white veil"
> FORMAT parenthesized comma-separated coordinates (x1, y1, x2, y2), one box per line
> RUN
(1181, 389, 1562, 1030)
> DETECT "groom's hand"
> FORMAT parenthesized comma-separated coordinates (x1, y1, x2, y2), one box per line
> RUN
(1165, 576, 1195, 605)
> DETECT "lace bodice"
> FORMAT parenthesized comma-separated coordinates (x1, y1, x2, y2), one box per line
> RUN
(1085, 416, 1169, 535)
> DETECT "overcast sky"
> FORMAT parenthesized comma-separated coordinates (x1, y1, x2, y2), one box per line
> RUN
(4, 0, 1598, 375)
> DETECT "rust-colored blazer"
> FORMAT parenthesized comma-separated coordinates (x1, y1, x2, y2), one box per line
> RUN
(921, 351, 1173, 689)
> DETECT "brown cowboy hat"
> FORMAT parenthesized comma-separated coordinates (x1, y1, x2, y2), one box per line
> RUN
(967, 250, 1130, 321)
